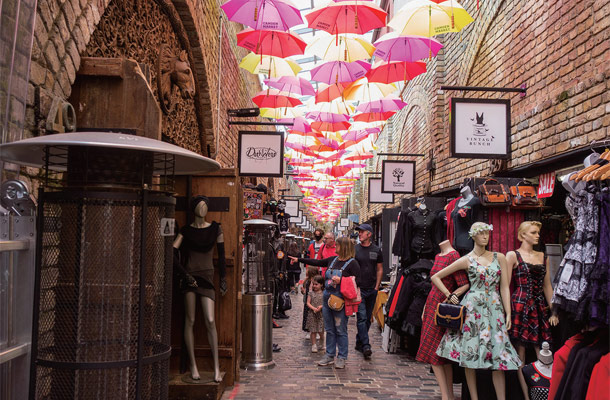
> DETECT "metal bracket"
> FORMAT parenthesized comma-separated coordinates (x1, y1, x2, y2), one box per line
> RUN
(440, 85, 527, 97)
(12, 216, 36, 241)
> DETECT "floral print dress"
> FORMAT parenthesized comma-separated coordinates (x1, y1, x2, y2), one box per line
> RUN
(436, 253, 522, 370)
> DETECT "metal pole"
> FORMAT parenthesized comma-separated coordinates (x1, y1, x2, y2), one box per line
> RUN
(216, 15, 223, 158)
(376, 153, 425, 157)
(135, 189, 148, 399)
(439, 85, 526, 94)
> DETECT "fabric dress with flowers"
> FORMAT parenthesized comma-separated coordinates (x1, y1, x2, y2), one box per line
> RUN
(436, 253, 522, 370)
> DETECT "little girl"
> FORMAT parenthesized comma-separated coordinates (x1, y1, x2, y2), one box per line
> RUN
(306, 275, 325, 353)
(301, 267, 319, 333)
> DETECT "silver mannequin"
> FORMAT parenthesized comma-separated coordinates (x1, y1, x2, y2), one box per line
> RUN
(173, 201, 223, 382)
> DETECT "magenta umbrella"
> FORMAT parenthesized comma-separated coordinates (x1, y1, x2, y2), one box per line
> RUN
(221, 0, 303, 31)
(356, 97, 407, 113)
(237, 28, 307, 58)
(373, 32, 443, 62)
(305, 111, 350, 123)
(305, 1, 387, 35)
(265, 76, 315, 96)
(278, 116, 312, 133)
(342, 127, 380, 141)
(310, 60, 371, 84)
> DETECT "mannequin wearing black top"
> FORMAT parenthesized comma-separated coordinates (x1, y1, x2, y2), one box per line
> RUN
(406, 206, 438, 262)
(451, 187, 481, 254)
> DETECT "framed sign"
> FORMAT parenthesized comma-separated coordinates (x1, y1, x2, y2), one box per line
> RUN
(238, 131, 284, 177)
(289, 210, 301, 223)
(450, 98, 511, 159)
(368, 178, 394, 204)
(340, 218, 349, 228)
(285, 199, 299, 217)
(381, 160, 416, 194)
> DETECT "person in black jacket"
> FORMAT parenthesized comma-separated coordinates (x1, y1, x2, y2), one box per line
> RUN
(289, 237, 360, 369)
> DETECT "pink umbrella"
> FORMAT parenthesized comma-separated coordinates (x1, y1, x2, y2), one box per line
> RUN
(317, 136, 340, 149)
(221, 0, 303, 31)
(306, 111, 350, 122)
(265, 76, 315, 96)
(345, 153, 374, 161)
(373, 33, 443, 62)
(237, 28, 307, 58)
(310, 60, 371, 84)
(366, 60, 427, 84)
(279, 117, 312, 133)
(342, 127, 380, 142)
(311, 121, 351, 132)
(356, 97, 407, 113)
(252, 89, 302, 108)
(305, 1, 387, 35)
(313, 188, 334, 198)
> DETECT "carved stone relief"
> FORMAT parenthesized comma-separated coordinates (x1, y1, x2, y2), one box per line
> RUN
(83, 0, 202, 153)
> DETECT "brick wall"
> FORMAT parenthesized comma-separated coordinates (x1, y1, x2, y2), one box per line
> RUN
(360, 0, 609, 223)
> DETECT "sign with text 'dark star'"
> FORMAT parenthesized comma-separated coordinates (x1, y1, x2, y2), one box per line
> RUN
(450, 98, 511, 159)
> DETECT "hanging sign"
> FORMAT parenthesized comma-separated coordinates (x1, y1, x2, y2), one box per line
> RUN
(381, 160, 416, 194)
(238, 131, 284, 177)
(450, 98, 511, 159)
(340, 218, 349, 228)
(538, 172, 556, 198)
(285, 200, 299, 217)
(368, 178, 394, 204)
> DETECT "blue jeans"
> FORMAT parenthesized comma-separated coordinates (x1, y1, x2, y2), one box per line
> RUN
(322, 292, 349, 359)
(356, 288, 378, 349)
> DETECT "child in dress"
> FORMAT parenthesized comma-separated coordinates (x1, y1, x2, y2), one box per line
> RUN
(306, 275, 325, 353)
(301, 266, 319, 333)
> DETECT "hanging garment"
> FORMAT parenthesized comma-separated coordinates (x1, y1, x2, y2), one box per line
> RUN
(436, 253, 522, 370)
(522, 362, 551, 400)
(446, 197, 461, 246)
(548, 333, 585, 400)
(552, 186, 600, 321)
(509, 251, 553, 346)
(586, 353, 610, 400)
(392, 211, 409, 258)
(403, 209, 438, 262)
(451, 197, 481, 253)
(585, 190, 609, 326)
(436, 208, 448, 242)
(488, 208, 524, 254)
(416, 250, 468, 365)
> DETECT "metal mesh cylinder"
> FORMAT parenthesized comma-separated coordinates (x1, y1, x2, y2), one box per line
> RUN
(31, 190, 175, 399)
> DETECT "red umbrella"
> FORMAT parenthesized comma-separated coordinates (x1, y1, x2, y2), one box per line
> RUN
(366, 60, 427, 84)
(311, 121, 351, 132)
(306, 1, 387, 35)
(345, 153, 374, 161)
(252, 89, 302, 108)
(237, 28, 307, 58)
(353, 111, 396, 122)
(315, 83, 348, 103)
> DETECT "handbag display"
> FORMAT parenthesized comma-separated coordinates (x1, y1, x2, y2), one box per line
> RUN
(279, 291, 292, 312)
(434, 302, 465, 331)
(478, 178, 511, 206)
(327, 294, 345, 311)
(510, 180, 541, 208)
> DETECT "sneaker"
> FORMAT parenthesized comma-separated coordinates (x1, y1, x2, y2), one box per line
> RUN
(354, 344, 363, 353)
(277, 313, 290, 319)
(317, 355, 334, 366)
(272, 320, 282, 329)
(335, 358, 346, 369)
(311, 344, 318, 353)
(363, 346, 372, 359)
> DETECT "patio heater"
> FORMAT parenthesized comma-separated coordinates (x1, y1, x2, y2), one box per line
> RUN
(241, 219, 276, 370)
(0, 131, 219, 399)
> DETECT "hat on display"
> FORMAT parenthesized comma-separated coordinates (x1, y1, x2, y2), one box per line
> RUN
(356, 223, 373, 233)
(256, 183, 268, 194)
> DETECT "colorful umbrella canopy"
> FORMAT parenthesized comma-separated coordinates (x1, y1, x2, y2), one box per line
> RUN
(356, 97, 407, 113)
(221, 0, 303, 31)
(353, 111, 396, 122)
(310, 60, 371, 84)
(252, 89, 302, 108)
(388, 0, 474, 36)
(259, 107, 302, 119)
(305, 111, 350, 123)
(239, 53, 301, 76)
(342, 78, 398, 102)
(264, 76, 315, 96)
(366, 60, 427, 84)
(311, 120, 352, 132)
(237, 28, 307, 58)
(373, 32, 443, 61)
(305, 1, 387, 35)
(307, 34, 375, 62)
(345, 153, 374, 161)
(308, 99, 355, 115)
(279, 117, 312, 133)
(341, 127, 380, 142)
(315, 83, 348, 103)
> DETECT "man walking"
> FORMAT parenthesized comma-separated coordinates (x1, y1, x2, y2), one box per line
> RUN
(354, 224, 383, 360)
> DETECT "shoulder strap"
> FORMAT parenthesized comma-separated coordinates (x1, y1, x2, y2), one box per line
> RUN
(329, 256, 338, 269)
(340, 258, 355, 271)
(514, 250, 525, 264)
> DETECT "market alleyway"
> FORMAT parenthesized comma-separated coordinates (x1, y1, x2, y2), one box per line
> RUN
(222, 293, 459, 400)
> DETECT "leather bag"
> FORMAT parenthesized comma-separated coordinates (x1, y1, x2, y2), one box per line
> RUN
(278, 291, 292, 312)
(478, 178, 511, 206)
(328, 294, 345, 311)
(434, 302, 465, 331)
(510, 180, 541, 208)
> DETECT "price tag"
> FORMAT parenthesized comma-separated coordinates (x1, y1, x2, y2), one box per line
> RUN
(559, 264, 573, 283)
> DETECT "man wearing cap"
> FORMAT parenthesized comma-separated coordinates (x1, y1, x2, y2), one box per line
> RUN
(354, 224, 383, 359)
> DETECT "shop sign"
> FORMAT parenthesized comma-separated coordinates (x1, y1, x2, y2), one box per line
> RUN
(369, 178, 394, 204)
(450, 98, 511, 159)
(238, 130, 284, 177)
(285, 199, 299, 217)
(340, 218, 350, 228)
(381, 160, 416, 194)
(538, 172, 556, 198)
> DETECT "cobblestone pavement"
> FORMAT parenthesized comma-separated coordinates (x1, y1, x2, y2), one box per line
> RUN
(223, 293, 461, 400)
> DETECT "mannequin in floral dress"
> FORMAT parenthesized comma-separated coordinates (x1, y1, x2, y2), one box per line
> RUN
(506, 221, 559, 400)
(433, 222, 522, 400)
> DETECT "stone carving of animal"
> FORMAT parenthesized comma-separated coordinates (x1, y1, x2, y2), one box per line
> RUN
(157, 44, 196, 114)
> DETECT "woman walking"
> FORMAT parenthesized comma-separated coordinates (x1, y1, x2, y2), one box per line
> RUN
(290, 237, 360, 369)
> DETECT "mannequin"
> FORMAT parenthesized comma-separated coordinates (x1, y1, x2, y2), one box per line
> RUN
(506, 221, 558, 399)
(521, 342, 553, 400)
(417, 240, 470, 400)
(433, 222, 522, 400)
(173, 196, 226, 383)
(451, 186, 481, 254)
(275, 200, 291, 234)
(404, 203, 438, 262)
(457, 185, 474, 208)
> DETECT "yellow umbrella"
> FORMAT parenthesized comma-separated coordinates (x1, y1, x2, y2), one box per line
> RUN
(259, 107, 303, 119)
(388, 0, 474, 36)
(307, 34, 375, 62)
(239, 52, 302, 77)
(342, 78, 397, 102)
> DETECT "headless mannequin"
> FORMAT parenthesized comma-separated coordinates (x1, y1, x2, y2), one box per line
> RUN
(458, 186, 474, 208)
(562, 153, 598, 194)
(506, 224, 558, 399)
(431, 228, 513, 400)
(173, 200, 224, 383)
(521, 342, 553, 400)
